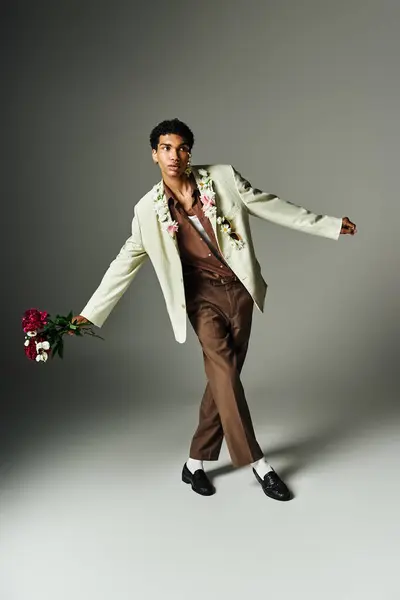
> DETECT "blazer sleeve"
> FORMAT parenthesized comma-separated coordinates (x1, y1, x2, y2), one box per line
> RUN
(79, 208, 148, 327)
(231, 165, 342, 240)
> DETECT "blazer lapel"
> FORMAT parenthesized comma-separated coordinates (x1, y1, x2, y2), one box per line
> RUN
(191, 166, 219, 241)
(153, 181, 179, 253)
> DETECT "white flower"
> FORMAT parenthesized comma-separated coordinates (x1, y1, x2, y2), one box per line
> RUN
(41, 352, 49, 362)
(158, 210, 170, 222)
(229, 238, 245, 250)
(36, 354, 43, 362)
(36, 341, 50, 351)
(24, 339, 30, 347)
(220, 223, 231, 234)
(27, 330, 37, 337)
(154, 200, 168, 211)
(204, 206, 217, 218)
(198, 168, 208, 177)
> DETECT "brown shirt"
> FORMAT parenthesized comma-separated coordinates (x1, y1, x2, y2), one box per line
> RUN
(163, 178, 234, 278)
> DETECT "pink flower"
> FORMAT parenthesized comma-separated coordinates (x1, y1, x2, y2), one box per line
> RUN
(201, 194, 215, 208)
(167, 222, 179, 236)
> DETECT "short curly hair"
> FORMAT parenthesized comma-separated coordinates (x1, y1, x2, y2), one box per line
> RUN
(149, 118, 195, 151)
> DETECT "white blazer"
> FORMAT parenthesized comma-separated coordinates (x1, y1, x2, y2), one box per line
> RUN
(80, 164, 342, 343)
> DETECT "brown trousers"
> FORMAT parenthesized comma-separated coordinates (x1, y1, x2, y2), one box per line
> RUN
(184, 269, 264, 467)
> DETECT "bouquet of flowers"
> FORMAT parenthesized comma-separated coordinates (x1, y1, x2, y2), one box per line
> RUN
(22, 308, 103, 362)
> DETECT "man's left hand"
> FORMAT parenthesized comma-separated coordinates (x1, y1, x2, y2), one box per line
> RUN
(340, 216, 357, 235)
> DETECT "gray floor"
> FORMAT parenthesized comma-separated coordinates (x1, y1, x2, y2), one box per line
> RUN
(1, 383, 399, 600)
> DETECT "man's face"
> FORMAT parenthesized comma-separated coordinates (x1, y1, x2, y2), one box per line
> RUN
(152, 134, 191, 178)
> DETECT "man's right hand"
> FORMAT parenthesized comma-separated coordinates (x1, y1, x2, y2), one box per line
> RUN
(68, 315, 92, 335)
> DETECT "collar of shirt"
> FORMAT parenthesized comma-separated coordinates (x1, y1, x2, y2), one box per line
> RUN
(163, 178, 201, 211)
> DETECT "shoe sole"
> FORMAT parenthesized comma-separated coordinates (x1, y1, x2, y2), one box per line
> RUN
(262, 488, 293, 501)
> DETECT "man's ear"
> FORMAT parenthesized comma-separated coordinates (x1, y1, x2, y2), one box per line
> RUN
(151, 149, 158, 164)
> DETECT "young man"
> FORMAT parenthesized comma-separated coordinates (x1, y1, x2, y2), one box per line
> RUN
(73, 118, 357, 501)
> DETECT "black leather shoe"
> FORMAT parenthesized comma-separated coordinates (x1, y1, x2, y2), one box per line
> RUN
(182, 463, 216, 496)
(253, 468, 292, 501)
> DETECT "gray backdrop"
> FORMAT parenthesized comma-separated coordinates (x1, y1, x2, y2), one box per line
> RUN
(4, 0, 399, 439)
(1, 2, 400, 598)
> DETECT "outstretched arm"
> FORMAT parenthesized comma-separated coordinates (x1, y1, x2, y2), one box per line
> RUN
(78, 209, 148, 328)
(232, 166, 349, 240)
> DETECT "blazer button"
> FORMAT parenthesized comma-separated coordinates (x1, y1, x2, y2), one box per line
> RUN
(181, 304, 186, 309)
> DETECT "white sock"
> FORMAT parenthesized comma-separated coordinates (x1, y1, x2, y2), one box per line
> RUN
(251, 457, 273, 478)
(186, 458, 204, 474)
